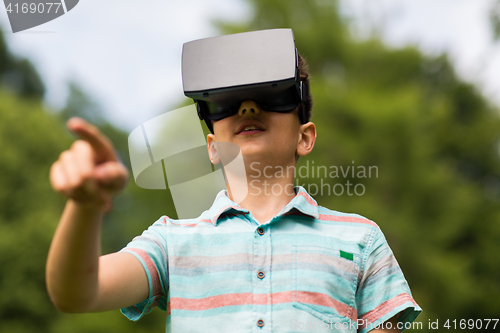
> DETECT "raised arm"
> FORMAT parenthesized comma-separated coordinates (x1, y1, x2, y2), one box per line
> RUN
(46, 118, 148, 313)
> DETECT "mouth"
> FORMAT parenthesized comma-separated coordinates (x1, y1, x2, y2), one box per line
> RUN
(236, 121, 266, 135)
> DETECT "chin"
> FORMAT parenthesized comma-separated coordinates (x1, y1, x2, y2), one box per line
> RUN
(240, 146, 269, 161)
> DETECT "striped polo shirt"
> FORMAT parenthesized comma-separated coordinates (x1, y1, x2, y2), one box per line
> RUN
(120, 186, 421, 332)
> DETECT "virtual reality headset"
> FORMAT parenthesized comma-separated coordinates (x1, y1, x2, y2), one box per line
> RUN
(182, 29, 307, 132)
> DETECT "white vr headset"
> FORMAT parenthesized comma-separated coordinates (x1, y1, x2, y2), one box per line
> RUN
(182, 28, 308, 132)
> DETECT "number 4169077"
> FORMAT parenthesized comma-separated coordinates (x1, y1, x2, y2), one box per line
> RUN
(444, 319, 498, 330)
(6, 3, 62, 14)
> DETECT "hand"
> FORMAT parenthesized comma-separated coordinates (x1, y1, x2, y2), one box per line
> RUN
(50, 117, 128, 211)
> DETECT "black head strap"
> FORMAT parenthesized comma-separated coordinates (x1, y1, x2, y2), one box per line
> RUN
(196, 101, 215, 133)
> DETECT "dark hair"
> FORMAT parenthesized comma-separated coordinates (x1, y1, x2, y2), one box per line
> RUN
(298, 52, 313, 122)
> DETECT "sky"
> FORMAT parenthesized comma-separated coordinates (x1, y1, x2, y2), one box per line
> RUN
(1, 0, 499, 131)
(343, 0, 500, 105)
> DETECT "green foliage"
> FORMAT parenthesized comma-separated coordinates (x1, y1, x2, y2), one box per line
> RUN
(0, 27, 45, 99)
(0, 36, 171, 333)
(491, 0, 500, 41)
(0, 76, 169, 333)
(0, 90, 70, 332)
(59, 82, 106, 126)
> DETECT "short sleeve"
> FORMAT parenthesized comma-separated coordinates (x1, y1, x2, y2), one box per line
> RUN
(119, 216, 169, 321)
(356, 227, 422, 333)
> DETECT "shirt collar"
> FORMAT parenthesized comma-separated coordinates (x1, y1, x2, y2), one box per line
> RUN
(275, 186, 319, 220)
(202, 190, 249, 226)
(203, 186, 319, 226)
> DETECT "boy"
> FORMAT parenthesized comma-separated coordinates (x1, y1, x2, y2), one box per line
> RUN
(47, 29, 421, 332)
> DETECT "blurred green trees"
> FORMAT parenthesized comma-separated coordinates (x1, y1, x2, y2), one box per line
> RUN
(1, 0, 500, 332)
(0, 30, 44, 99)
(0, 90, 66, 332)
(490, 0, 500, 41)
(0, 27, 168, 332)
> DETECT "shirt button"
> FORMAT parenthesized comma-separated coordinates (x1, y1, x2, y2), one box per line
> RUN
(257, 319, 265, 327)
(257, 227, 265, 235)
(257, 270, 265, 279)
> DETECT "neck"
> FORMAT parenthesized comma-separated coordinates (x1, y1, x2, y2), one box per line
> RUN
(226, 162, 297, 224)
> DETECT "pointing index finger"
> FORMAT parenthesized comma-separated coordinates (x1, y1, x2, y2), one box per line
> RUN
(67, 117, 118, 163)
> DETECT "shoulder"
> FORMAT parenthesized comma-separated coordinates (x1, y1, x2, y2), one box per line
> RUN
(312, 205, 385, 250)
(316, 205, 380, 230)
(294, 186, 378, 232)
(150, 214, 216, 229)
(314, 206, 396, 269)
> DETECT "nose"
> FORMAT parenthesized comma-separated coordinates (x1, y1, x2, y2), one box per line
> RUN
(238, 100, 261, 117)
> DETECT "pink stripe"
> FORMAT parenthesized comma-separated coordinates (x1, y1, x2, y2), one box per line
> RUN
(127, 248, 162, 297)
(151, 294, 162, 308)
(271, 291, 293, 304)
(171, 292, 292, 310)
(319, 214, 378, 228)
(296, 291, 357, 321)
(169, 219, 212, 227)
(143, 294, 163, 313)
(358, 293, 418, 330)
(171, 292, 253, 311)
(171, 290, 355, 320)
(298, 191, 317, 207)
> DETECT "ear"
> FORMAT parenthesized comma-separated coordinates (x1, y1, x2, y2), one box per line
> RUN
(297, 122, 316, 157)
(207, 134, 221, 164)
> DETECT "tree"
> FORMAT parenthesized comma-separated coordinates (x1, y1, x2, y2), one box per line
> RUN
(0, 27, 45, 99)
(490, 0, 500, 41)
(59, 82, 106, 126)
(0, 30, 169, 333)
(0, 90, 69, 332)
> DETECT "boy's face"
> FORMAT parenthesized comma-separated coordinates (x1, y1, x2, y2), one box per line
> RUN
(206, 100, 316, 168)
